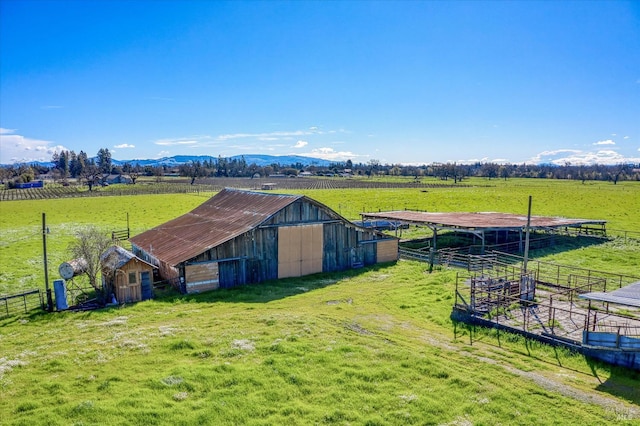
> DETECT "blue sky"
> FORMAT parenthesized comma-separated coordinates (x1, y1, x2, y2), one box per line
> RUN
(1, 0, 638, 165)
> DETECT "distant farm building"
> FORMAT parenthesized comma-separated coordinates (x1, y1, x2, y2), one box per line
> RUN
(105, 174, 133, 185)
(101, 245, 155, 303)
(14, 180, 44, 189)
(130, 189, 398, 294)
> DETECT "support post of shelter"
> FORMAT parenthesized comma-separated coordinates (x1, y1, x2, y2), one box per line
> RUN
(523, 195, 532, 273)
(431, 227, 437, 251)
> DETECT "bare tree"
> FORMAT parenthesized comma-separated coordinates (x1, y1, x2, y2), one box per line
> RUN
(68, 226, 113, 303)
(80, 163, 101, 191)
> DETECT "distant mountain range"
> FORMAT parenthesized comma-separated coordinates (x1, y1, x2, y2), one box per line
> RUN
(12, 154, 335, 168)
(114, 154, 334, 168)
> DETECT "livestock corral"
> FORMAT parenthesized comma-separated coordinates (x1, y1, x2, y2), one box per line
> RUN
(448, 252, 640, 370)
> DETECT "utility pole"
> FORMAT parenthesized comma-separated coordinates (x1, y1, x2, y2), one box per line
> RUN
(523, 196, 532, 273)
(42, 212, 53, 311)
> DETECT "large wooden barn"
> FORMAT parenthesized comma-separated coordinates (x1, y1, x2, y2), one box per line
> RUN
(129, 188, 398, 293)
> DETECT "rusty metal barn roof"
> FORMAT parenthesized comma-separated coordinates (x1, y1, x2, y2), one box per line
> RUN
(360, 211, 606, 230)
(129, 188, 303, 266)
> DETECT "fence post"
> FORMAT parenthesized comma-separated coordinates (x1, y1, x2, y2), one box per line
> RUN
(549, 296, 554, 332)
(23, 293, 28, 313)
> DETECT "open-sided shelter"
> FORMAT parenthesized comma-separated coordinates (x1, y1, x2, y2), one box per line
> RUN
(101, 245, 155, 303)
(361, 210, 606, 252)
(129, 188, 398, 293)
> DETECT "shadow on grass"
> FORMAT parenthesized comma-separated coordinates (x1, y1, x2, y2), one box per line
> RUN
(401, 234, 608, 259)
(527, 235, 609, 258)
(587, 358, 640, 406)
(154, 263, 394, 305)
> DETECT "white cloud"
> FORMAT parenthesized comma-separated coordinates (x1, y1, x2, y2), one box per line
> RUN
(114, 143, 135, 149)
(593, 139, 615, 146)
(0, 129, 69, 164)
(302, 147, 362, 161)
(155, 150, 170, 158)
(528, 149, 580, 163)
(155, 137, 201, 146)
(529, 149, 639, 166)
(153, 128, 349, 151)
(293, 140, 308, 148)
(217, 130, 309, 141)
(624, 136, 630, 139)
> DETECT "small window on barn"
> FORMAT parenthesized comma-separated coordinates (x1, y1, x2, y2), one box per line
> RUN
(128, 272, 137, 284)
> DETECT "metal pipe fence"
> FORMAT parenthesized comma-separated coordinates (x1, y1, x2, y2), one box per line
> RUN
(0, 289, 43, 318)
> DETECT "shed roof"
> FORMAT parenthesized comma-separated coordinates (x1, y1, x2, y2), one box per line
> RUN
(101, 245, 156, 270)
(361, 211, 605, 231)
(579, 281, 640, 308)
(129, 188, 305, 266)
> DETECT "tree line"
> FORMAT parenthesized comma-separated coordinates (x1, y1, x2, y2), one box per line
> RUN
(1, 148, 638, 188)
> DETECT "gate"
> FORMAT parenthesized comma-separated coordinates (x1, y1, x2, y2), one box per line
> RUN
(0, 289, 43, 318)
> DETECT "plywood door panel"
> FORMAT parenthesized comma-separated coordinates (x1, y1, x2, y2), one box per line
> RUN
(279, 224, 323, 278)
(376, 240, 399, 263)
(185, 263, 220, 293)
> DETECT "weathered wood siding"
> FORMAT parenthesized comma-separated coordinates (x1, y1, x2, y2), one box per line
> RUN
(111, 259, 154, 303)
(177, 198, 397, 289)
(323, 223, 381, 271)
(263, 199, 336, 225)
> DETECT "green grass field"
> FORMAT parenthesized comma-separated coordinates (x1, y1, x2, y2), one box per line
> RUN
(1, 179, 639, 424)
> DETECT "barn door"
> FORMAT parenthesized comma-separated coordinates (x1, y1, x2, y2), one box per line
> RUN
(278, 224, 323, 278)
(141, 272, 152, 300)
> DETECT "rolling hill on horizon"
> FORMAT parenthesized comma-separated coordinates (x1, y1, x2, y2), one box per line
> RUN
(6, 154, 335, 169)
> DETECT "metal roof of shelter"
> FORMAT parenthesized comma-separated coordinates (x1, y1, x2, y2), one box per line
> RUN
(360, 211, 606, 231)
(360, 210, 606, 251)
(579, 281, 640, 308)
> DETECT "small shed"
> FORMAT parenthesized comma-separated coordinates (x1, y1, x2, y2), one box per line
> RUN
(130, 188, 398, 294)
(101, 245, 156, 303)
